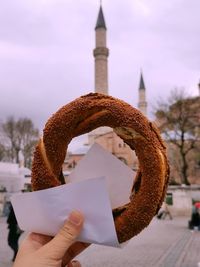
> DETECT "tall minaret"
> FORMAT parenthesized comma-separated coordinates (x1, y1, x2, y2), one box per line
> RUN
(88, 5, 110, 144)
(138, 72, 147, 116)
(93, 4, 109, 95)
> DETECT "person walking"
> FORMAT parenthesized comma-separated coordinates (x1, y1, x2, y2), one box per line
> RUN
(188, 205, 200, 230)
(157, 202, 173, 220)
(7, 203, 22, 261)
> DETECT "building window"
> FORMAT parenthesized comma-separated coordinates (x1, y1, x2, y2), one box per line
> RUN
(166, 193, 173, 205)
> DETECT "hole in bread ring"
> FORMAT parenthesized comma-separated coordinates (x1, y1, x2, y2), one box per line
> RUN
(31, 93, 169, 243)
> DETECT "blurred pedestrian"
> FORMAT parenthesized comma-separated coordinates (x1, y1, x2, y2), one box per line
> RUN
(188, 205, 200, 230)
(157, 202, 173, 220)
(7, 203, 22, 261)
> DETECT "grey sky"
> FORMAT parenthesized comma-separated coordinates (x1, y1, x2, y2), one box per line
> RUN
(0, 0, 199, 150)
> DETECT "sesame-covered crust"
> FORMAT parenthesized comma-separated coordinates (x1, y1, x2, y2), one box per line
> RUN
(31, 93, 169, 243)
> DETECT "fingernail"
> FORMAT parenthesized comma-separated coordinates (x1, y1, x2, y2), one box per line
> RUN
(68, 211, 83, 225)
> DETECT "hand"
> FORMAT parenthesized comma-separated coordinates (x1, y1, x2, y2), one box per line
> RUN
(14, 211, 89, 267)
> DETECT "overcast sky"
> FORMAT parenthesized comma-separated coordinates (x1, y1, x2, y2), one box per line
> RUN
(0, 0, 199, 150)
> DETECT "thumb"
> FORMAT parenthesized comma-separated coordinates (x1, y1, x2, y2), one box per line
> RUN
(41, 211, 84, 260)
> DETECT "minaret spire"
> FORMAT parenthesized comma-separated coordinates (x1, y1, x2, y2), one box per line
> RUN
(93, 4, 109, 95)
(139, 72, 146, 90)
(95, 4, 106, 30)
(138, 71, 148, 116)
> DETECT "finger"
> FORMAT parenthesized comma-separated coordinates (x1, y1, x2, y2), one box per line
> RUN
(17, 233, 52, 256)
(62, 242, 90, 266)
(41, 211, 84, 260)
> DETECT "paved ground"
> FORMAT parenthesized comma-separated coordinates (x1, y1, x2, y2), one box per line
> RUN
(1, 216, 200, 267)
(1, 217, 13, 267)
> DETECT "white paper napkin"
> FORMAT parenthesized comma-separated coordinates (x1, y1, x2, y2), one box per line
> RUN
(11, 177, 120, 247)
(69, 143, 135, 209)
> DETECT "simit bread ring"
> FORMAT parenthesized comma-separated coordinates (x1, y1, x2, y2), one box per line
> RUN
(31, 93, 169, 243)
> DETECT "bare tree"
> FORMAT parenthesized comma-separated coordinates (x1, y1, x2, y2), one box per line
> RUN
(1, 117, 39, 168)
(0, 143, 5, 161)
(155, 89, 200, 185)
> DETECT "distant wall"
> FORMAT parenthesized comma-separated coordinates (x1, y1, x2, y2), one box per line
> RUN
(167, 185, 200, 216)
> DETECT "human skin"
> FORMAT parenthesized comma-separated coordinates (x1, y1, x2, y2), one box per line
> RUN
(13, 211, 89, 267)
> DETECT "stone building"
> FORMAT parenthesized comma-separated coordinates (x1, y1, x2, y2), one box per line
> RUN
(63, 146, 91, 172)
